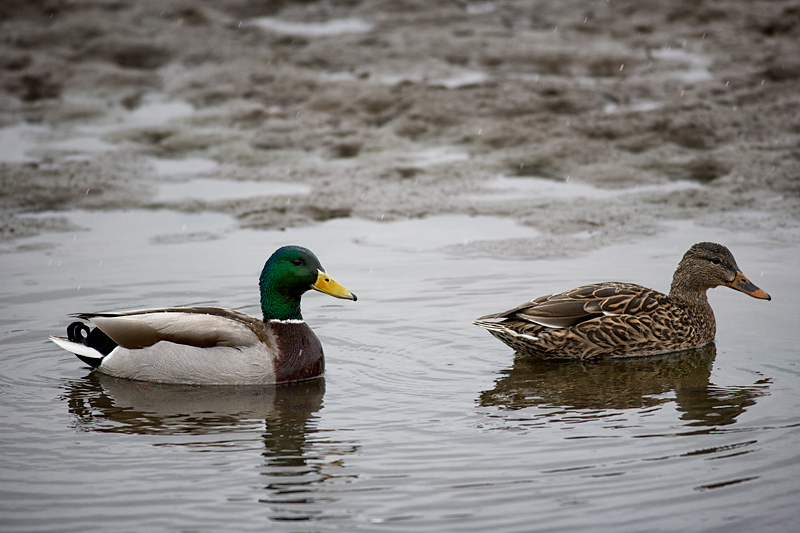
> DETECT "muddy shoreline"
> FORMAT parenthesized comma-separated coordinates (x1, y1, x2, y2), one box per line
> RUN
(1, 0, 798, 256)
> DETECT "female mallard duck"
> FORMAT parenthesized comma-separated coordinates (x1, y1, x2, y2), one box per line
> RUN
(474, 242, 770, 360)
(50, 245, 356, 384)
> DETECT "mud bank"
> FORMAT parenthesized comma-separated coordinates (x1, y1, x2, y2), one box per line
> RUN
(1, 0, 798, 256)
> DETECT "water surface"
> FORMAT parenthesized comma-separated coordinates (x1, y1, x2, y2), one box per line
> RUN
(1, 210, 798, 532)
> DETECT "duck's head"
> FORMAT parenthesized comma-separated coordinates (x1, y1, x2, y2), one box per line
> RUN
(670, 242, 771, 301)
(259, 245, 357, 321)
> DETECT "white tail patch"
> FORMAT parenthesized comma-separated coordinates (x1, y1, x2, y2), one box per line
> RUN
(49, 336, 104, 360)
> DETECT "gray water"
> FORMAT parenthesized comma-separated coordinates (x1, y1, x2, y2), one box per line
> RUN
(1, 208, 799, 532)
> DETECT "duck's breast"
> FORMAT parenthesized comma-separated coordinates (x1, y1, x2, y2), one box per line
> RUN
(268, 320, 325, 383)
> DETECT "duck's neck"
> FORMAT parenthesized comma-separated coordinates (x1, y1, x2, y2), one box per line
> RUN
(669, 280, 717, 341)
(259, 276, 304, 322)
(669, 267, 713, 309)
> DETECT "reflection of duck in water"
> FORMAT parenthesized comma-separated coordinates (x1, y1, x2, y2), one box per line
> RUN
(51, 246, 356, 385)
(479, 343, 768, 427)
(63, 372, 326, 435)
(475, 243, 770, 360)
(62, 373, 358, 521)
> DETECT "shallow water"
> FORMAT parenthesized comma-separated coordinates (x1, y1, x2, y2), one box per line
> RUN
(251, 17, 374, 37)
(1, 208, 799, 532)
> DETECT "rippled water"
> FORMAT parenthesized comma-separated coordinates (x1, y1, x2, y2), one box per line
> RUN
(1, 209, 798, 532)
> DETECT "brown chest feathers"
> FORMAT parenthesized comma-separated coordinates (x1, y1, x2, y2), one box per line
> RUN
(269, 321, 325, 383)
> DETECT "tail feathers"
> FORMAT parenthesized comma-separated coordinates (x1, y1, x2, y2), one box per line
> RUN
(473, 319, 506, 331)
(49, 336, 105, 368)
(473, 320, 540, 342)
(50, 321, 118, 368)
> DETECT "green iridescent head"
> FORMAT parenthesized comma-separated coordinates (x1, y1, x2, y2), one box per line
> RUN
(258, 245, 357, 321)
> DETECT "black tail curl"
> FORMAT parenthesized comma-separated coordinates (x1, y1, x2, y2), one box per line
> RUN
(67, 321, 118, 367)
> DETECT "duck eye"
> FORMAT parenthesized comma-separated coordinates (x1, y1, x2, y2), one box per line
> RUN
(710, 258, 722, 265)
(291, 259, 303, 266)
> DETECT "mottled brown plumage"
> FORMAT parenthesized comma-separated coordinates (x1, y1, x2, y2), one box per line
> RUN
(474, 242, 771, 360)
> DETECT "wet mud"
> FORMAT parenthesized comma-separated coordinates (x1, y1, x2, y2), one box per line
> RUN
(1, 0, 798, 256)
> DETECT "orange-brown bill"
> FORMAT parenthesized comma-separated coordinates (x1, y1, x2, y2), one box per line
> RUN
(728, 271, 771, 300)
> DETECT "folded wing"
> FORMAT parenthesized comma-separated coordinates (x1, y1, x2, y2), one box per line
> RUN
(75, 307, 263, 349)
(478, 283, 662, 328)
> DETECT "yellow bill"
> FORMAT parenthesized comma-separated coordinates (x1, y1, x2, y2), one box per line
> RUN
(312, 270, 357, 301)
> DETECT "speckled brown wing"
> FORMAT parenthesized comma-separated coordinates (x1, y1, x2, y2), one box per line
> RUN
(479, 283, 663, 327)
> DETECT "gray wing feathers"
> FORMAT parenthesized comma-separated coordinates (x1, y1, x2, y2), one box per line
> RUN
(87, 311, 261, 349)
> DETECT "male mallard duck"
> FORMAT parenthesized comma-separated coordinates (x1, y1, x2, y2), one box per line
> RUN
(474, 242, 770, 360)
(50, 245, 356, 384)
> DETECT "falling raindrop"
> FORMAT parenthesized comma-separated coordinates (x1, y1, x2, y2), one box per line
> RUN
(619, 64, 624, 71)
